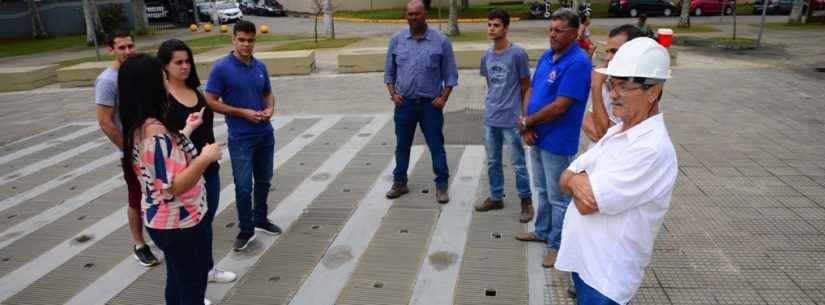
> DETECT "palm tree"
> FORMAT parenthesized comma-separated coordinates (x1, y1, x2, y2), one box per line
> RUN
(25, 0, 48, 38)
(678, 0, 691, 27)
(448, 0, 460, 35)
(133, 0, 148, 35)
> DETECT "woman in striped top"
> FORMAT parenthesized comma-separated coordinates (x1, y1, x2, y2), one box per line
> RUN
(118, 53, 223, 305)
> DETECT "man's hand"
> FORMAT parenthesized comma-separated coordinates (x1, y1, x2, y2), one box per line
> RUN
(569, 173, 597, 215)
(431, 95, 447, 109)
(522, 128, 537, 146)
(259, 107, 274, 121)
(238, 109, 262, 124)
(592, 68, 608, 89)
(390, 93, 405, 106)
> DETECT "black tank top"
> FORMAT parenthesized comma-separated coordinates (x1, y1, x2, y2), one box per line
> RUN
(167, 89, 218, 171)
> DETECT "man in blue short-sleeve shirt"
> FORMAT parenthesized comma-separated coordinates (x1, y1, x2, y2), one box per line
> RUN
(383, 0, 459, 204)
(514, 9, 592, 269)
(205, 20, 282, 252)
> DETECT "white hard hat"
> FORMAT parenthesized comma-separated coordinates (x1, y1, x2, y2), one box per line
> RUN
(595, 37, 671, 81)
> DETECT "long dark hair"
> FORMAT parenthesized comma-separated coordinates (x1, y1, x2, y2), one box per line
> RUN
(118, 54, 180, 169)
(157, 39, 200, 90)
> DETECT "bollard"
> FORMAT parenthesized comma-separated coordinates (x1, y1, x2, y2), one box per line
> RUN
(260, 25, 269, 33)
(189, 24, 198, 32)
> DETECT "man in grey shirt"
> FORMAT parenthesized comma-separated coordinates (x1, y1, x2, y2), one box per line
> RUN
(474, 9, 534, 223)
(94, 31, 159, 267)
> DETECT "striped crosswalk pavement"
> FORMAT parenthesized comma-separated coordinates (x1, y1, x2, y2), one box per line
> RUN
(0, 114, 551, 305)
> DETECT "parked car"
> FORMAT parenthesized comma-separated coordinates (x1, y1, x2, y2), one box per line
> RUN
(753, 0, 793, 14)
(609, 0, 677, 17)
(684, 0, 734, 16)
(145, 1, 170, 21)
(256, 0, 286, 16)
(197, 1, 244, 24)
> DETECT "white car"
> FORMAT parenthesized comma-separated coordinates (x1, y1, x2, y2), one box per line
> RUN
(198, 2, 244, 24)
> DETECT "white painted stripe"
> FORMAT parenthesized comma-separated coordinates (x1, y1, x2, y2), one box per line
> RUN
(205, 114, 391, 303)
(408, 145, 484, 305)
(0, 122, 229, 222)
(1, 122, 88, 148)
(288, 145, 425, 305)
(0, 118, 291, 302)
(525, 148, 547, 305)
(0, 125, 99, 166)
(0, 140, 107, 186)
(62, 116, 340, 305)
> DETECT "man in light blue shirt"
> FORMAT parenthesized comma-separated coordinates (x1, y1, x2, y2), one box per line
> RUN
(384, 0, 459, 204)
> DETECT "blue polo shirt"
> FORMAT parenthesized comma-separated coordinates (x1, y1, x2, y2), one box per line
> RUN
(205, 51, 273, 138)
(527, 45, 592, 156)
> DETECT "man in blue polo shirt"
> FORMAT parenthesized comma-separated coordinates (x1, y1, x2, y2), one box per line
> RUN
(515, 9, 592, 269)
(205, 20, 282, 252)
(384, 0, 459, 204)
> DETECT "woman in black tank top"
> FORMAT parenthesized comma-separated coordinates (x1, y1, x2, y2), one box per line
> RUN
(158, 39, 237, 295)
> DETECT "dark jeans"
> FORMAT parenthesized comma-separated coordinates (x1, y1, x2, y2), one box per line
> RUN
(228, 132, 275, 234)
(147, 223, 210, 305)
(393, 97, 449, 188)
(202, 164, 220, 270)
(572, 272, 620, 305)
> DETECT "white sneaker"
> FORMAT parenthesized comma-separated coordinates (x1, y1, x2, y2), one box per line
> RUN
(208, 268, 237, 283)
(204, 298, 212, 305)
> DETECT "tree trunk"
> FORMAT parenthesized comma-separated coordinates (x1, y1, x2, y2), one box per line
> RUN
(678, 0, 691, 27)
(449, 0, 460, 36)
(788, 0, 806, 23)
(82, 0, 96, 45)
(324, 0, 335, 39)
(133, 0, 148, 35)
(461, 0, 469, 10)
(25, 0, 48, 38)
(732, 1, 737, 39)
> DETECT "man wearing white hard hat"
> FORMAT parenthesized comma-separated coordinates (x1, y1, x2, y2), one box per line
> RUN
(554, 37, 678, 305)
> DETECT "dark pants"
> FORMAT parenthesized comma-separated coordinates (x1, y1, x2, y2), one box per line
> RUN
(202, 165, 220, 270)
(393, 97, 449, 188)
(147, 223, 210, 305)
(228, 132, 275, 234)
(572, 272, 620, 305)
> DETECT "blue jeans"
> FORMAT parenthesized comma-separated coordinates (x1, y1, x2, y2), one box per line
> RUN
(573, 273, 620, 305)
(483, 125, 531, 201)
(530, 147, 573, 250)
(147, 222, 210, 305)
(228, 132, 274, 234)
(202, 164, 220, 270)
(393, 98, 449, 188)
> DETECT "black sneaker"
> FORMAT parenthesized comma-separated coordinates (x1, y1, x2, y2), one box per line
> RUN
(133, 244, 160, 267)
(233, 231, 256, 252)
(254, 221, 282, 236)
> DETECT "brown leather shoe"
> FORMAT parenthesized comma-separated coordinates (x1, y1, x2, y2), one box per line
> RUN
(542, 250, 558, 268)
(436, 187, 449, 204)
(385, 182, 409, 199)
(519, 198, 534, 223)
(475, 197, 503, 212)
(515, 232, 546, 243)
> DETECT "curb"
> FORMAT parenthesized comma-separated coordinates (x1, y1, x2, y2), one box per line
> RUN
(332, 16, 523, 24)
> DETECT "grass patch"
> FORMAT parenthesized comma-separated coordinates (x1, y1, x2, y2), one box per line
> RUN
(338, 3, 531, 19)
(735, 3, 755, 15)
(268, 38, 361, 51)
(184, 33, 308, 48)
(0, 35, 87, 58)
(652, 24, 720, 33)
(447, 31, 489, 42)
(749, 21, 825, 30)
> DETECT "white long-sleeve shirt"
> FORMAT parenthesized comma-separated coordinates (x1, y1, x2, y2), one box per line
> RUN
(555, 113, 678, 305)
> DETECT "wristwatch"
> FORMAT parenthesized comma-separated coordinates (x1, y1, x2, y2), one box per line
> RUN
(519, 116, 529, 131)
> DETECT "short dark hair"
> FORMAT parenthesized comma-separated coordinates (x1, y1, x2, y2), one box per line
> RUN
(609, 24, 645, 40)
(487, 8, 510, 27)
(233, 20, 257, 35)
(107, 30, 133, 48)
(157, 39, 201, 90)
(551, 8, 580, 28)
